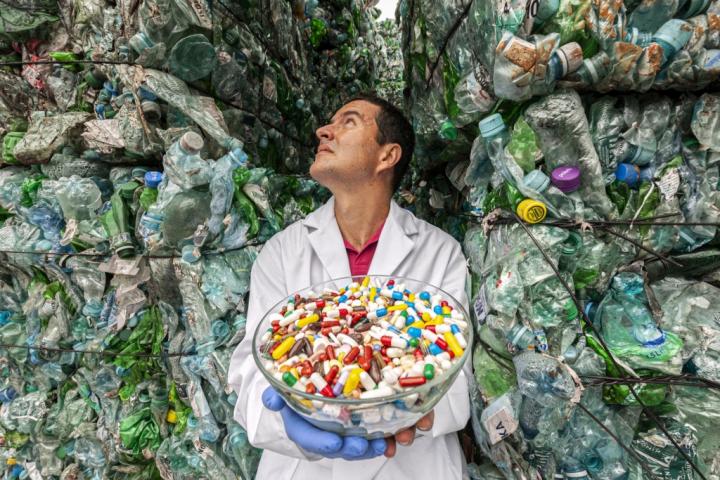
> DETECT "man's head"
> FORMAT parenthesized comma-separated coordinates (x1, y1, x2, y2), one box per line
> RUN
(310, 94, 414, 196)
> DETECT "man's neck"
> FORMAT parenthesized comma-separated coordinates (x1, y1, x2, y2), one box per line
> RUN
(334, 190, 391, 251)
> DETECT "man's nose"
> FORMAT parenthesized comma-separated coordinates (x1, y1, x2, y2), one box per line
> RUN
(316, 123, 334, 142)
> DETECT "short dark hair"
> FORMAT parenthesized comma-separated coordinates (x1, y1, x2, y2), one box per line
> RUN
(347, 93, 414, 192)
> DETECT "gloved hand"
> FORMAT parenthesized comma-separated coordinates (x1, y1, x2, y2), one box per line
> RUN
(262, 386, 388, 461)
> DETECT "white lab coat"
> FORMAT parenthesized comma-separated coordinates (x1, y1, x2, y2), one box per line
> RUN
(228, 197, 472, 480)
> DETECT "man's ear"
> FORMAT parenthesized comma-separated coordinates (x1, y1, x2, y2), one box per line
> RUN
(377, 143, 402, 174)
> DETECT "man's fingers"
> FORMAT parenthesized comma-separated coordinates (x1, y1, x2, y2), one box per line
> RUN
(339, 436, 369, 459)
(280, 407, 343, 455)
(384, 436, 397, 458)
(394, 426, 416, 446)
(261, 387, 286, 411)
(416, 410, 434, 431)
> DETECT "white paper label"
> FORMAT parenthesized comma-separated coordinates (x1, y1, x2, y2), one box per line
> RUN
(482, 404, 518, 444)
(658, 169, 680, 200)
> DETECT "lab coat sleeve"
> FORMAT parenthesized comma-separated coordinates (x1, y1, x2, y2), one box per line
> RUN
(428, 240, 472, 438)
(227, 237, 318, 460)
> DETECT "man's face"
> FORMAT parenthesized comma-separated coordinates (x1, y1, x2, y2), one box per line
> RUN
(310, 100, 387, 192)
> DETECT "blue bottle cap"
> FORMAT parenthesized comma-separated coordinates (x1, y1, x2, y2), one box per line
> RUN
(615, 163, 640, 187)
(523, 170, 551, 192)
(479, 113, 507, 139)
(144, 171, 163, 188)
(583, 301, 597, 322)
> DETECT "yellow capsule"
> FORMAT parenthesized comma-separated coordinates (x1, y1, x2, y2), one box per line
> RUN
(337, 352, 346, 363)
(290, 368, 300, 379)
(408, 321, 425, 329)
(422, 312, 432, 322)
(279, 365, 291, 373)
(442, 306, 452, 314)
(297, 313, 320, 328)
(166, 409, 178, 424)
(7, 458, 16, 466)
(343, 369, 362, 396)
(272, 337, 296, 360)
(306, 335, 314, 344)
(408, 293, 415, 302)
(369, 287, 377, 302)
(273, 334, 282, 341)
(361, 277, 370, 288)
(387, 304, 408, 312)
(300, 399, 313, 408)
(444, 331, 464, 358)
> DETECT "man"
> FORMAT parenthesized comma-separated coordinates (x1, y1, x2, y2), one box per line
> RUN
(228, 94, 471, 479)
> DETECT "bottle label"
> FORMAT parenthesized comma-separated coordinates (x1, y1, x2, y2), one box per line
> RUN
(658, 168, 680, 200)
(481, 395, 519, 445)
(473, 285, 488, 325)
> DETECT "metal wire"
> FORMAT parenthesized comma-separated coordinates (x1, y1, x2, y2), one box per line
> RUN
(509, 210, 709, 480)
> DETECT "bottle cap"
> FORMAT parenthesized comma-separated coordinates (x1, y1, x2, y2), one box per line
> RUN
(144, 171, 163, 189)
(551, 166, 581, 192)
(523, 170, 550, 192)
(615, 163, 640, 187)
(653, 19, 693, 55)
(564, 299, 579, 321)
(438, 119, 458, 141)
(479, 113, 507, 139)
(516, 199, 547, 223)
(141, 100, 162, 121)
(179, 131, 204, 154)
(628, 144, 655, 166)
(166, 409, 178, 424)
(584, 301, 597, 322)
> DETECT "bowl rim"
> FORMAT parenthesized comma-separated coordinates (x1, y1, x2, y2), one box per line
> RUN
(252, 274, 474, 406)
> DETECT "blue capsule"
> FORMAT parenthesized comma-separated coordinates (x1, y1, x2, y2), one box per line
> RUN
(376, 307, 388, 318)
(428, 344, 443, 355)
(419, 292, 431, 301)
(407, 327, 422, 338)
(338, 295, 348, 303)
(405, 315, 416, 327)
(392, 291, 403, 301)
(433, 305, 443, 315)
(451, 324, 460, 334)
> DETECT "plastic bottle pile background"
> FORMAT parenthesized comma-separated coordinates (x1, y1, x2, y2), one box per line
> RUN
(0, 0, 402, 478)
(397, 0, 720, 478)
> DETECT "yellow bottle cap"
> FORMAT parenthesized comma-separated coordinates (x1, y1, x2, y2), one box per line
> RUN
(517, 199, 547, 223)
(7, 458, 16, 465)
(166, 409, 178, 424)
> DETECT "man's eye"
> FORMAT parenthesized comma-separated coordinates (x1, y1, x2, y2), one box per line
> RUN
(345, 118, 355, 125)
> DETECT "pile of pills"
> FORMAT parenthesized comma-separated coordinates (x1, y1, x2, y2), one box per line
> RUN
(259, 277, 469, 400)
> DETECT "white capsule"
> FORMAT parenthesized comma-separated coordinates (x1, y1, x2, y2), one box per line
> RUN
(360, 385, 394, 399)
(381, 366, 399, 384)
(359, 371, 377, 391)
(304, 302, 317, 311)
(436, 324, 451, 334)
(386, 347, 404, 358)
(414, 301, 427, 313)
(380, 288, 394, 298)
(441, 359, 452, 370)
(436, 352, 452, 363)
(352, 299, 362, 307)
(392, 312, 405, 329)
(312, 337, 329, 353)
(454, 331, 467, 349)
(422, 330, 438, 343)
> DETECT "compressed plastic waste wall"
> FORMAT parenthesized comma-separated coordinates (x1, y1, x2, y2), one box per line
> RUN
(0, 1, 402, 478)
(399, 0, 720, 478)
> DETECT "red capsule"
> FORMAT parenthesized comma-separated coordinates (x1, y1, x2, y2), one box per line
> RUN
(320, 385, 335, 398)
(341, 327, 350, 335)
(325, 365, 339, 384)
(316, 299, 326, 309)
(440, 300, 448, 308)
(317, 352, 328, 362)
(325, 345, 336, 360)
(306, 383, 316, 394)
(272, 324, 280, 333)
(435, 338, 449, 351)
(321, 320, 340, 328)
(351, 313, 365, 325)
(380, 336, 393, 347)
(383, 356, 391, 365)
(320, 327, 332, 336)
(414, 349, 424, 361)
(338, 308, 349, 317)
(344, 346, 360, 364)
(358, 357, 371, 371)
(380, 346, 388, 356)
(426, 325, 436, 333)
(301, 364, 313, 377)
(399, 376, 426, 387)
(387, 280, 395, 286)
(364, 345, 373, 360)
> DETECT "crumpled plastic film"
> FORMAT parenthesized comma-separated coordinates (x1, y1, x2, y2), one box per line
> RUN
(0, 0, 402, 478)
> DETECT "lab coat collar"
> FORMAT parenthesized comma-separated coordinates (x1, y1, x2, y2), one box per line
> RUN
(303, 196, 418, 281)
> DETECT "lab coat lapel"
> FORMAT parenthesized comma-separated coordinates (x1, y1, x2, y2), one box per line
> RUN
(304, 197, 352, 284)
(368, 200, 416, 277)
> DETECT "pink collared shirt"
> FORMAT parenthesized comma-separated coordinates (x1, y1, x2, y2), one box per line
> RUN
(343, 221, 385, 277)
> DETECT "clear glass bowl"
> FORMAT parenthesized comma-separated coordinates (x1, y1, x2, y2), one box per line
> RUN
(253, 275, 473, 439)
